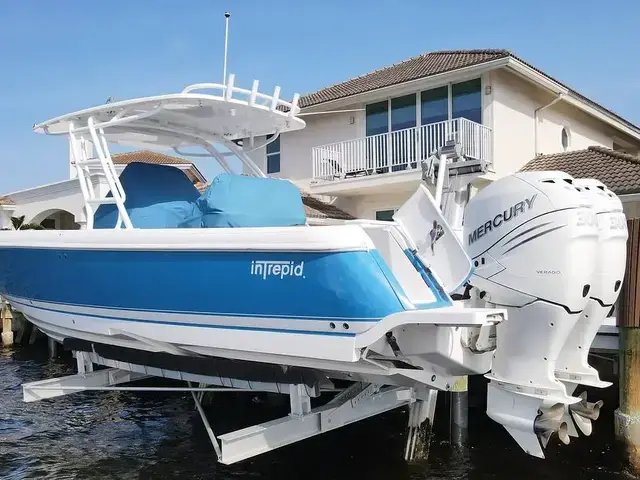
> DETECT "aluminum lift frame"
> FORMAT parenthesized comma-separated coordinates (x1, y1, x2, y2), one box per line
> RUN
(22, 350, 438, 465)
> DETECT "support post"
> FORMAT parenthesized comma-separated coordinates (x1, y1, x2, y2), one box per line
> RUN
(449, 376, 469, 447)
(615, 217, 640, 470)
(404, 389, 438, 461)
(1, 297, 13, 347)
(48, 337, 58, 359)
(615, 328, 640, 469)
(289, 384, 312, 417)
(13, 312, 26, 344)
(29, 325, 39, 345)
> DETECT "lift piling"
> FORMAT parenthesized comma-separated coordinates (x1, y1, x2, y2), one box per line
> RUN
(615, 217, 640, 469)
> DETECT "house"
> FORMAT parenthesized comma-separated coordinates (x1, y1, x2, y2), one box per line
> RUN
(3, 48, 640, 228)
(0, 150, 353, 230)
(243, 49, 640, 220)
(0, 151, 207, 230)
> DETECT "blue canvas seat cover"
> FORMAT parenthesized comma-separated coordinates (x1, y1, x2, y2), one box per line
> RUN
(94, 162, 200, 229)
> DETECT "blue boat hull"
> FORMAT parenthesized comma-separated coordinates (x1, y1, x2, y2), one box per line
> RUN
(0, 247, 409, 336)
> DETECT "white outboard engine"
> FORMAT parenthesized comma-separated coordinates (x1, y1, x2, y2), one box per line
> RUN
(463, 171, 600, 458)
(555, 178, 627, 437)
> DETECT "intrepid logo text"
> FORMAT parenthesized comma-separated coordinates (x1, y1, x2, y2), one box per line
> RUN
(251, 260, 305, 280)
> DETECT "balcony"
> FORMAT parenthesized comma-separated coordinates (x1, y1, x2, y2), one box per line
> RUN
(311, 118, 492, 187)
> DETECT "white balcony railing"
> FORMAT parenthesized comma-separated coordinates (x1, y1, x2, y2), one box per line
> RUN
(312, 118, 492, 181)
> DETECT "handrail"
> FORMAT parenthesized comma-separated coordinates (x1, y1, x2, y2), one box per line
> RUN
(182, 75, 301, 117)
(311, 118, 492, 181)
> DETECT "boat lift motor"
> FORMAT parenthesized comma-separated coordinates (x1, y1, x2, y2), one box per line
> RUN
(462, 171, 604, 458)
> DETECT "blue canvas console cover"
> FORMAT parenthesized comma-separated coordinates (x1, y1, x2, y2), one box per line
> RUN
(94, 162, 200, 229)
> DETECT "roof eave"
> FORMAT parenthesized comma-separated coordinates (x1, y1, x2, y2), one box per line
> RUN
(176, 163, 207, 183)
(506, 57, 640, 141)
(618, 192, 640, 201)
(299, 57, 511, 113)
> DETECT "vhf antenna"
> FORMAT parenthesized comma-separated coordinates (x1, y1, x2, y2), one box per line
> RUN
(223, 12, 231, 85)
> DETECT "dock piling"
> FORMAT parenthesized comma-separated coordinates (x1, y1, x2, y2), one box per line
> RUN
(615, 328, 640, 468)
(615, 217, 640, 469)
(449, 376, 469, 447)
(1, 296, 13, 347)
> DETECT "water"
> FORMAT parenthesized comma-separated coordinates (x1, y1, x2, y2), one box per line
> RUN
(1, 344, 638, 479)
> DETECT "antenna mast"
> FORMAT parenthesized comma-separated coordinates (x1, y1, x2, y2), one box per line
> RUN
(223, 12, 231, 84)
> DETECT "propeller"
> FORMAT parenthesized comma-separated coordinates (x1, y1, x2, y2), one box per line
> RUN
(569, 391, 603, 436)
(534, 403, 570, 447)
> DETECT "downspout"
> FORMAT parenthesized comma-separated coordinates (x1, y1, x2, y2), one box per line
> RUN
(534, 93, 565, 156)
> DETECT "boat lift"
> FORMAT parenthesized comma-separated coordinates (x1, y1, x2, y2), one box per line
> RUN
(22, 349, 438, 465)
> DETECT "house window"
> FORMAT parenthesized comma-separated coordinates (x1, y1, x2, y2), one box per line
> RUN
(391, 94, 417, 132)
(366, 101, 389, 137)
(452, 78, 482, 124)
(367, 78, 482, 132)
(362, 78, 482, 168)
(266, 134, 280, 174)
(420, 86, 449, 157)
(561, 126, 570, 151)
(375, 209, 396, 221)
(420, 86, 449, 125)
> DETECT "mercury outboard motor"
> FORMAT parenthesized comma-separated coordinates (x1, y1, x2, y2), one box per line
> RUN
(555, 178, 627, 437)
(463, 171, 600, 458)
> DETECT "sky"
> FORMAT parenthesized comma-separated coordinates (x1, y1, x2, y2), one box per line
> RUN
(0, 0, 639, 192)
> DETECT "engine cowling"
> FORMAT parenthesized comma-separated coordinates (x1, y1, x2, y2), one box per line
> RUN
(554, 178, 627, 437)
(555, 178, 627, 387)
(463, 171, 600, 458)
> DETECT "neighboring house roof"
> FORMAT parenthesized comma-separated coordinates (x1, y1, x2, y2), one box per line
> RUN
(0, 196, 15, 206)
(520, 146, 640, 195)
(195, 182, 355, 220)
(111, 150, 206, 183)
(300, 192, 355, 220)
(112, 150, 193, 165)
(298, 49, 639, 134)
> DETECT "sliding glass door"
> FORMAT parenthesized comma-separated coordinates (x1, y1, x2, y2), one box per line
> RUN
(420, 86, 448, 158)
(365, 101, 389, 173)
(391, 94, 416, 170)
(452, 78, 482, 123)
(364, 77, 482, 173)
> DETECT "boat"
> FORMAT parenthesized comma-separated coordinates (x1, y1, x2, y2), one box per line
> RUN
(0, 74, 627, 464)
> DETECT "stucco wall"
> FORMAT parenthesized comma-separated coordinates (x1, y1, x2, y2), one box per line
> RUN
(333, 186, 441, 220)
(536, 101, 613, 154)
(490, 69, 618, 177)
(6, 176, 106, 226)
(333, 191, 409, 219)
(0, 207, 16, 230)
(245, 107, 364, 181)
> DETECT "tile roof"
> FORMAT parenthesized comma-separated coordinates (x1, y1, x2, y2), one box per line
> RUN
(111, 150, 206, 183)
(195, 181, 355, 220)
(297, 49, 638, 132)
(299, 49, 508, 108)
(0, 196, 15, 206)
(111, 150, 193, 165)
(520, 146, 640, 195)
(299, 192, 355, 220)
